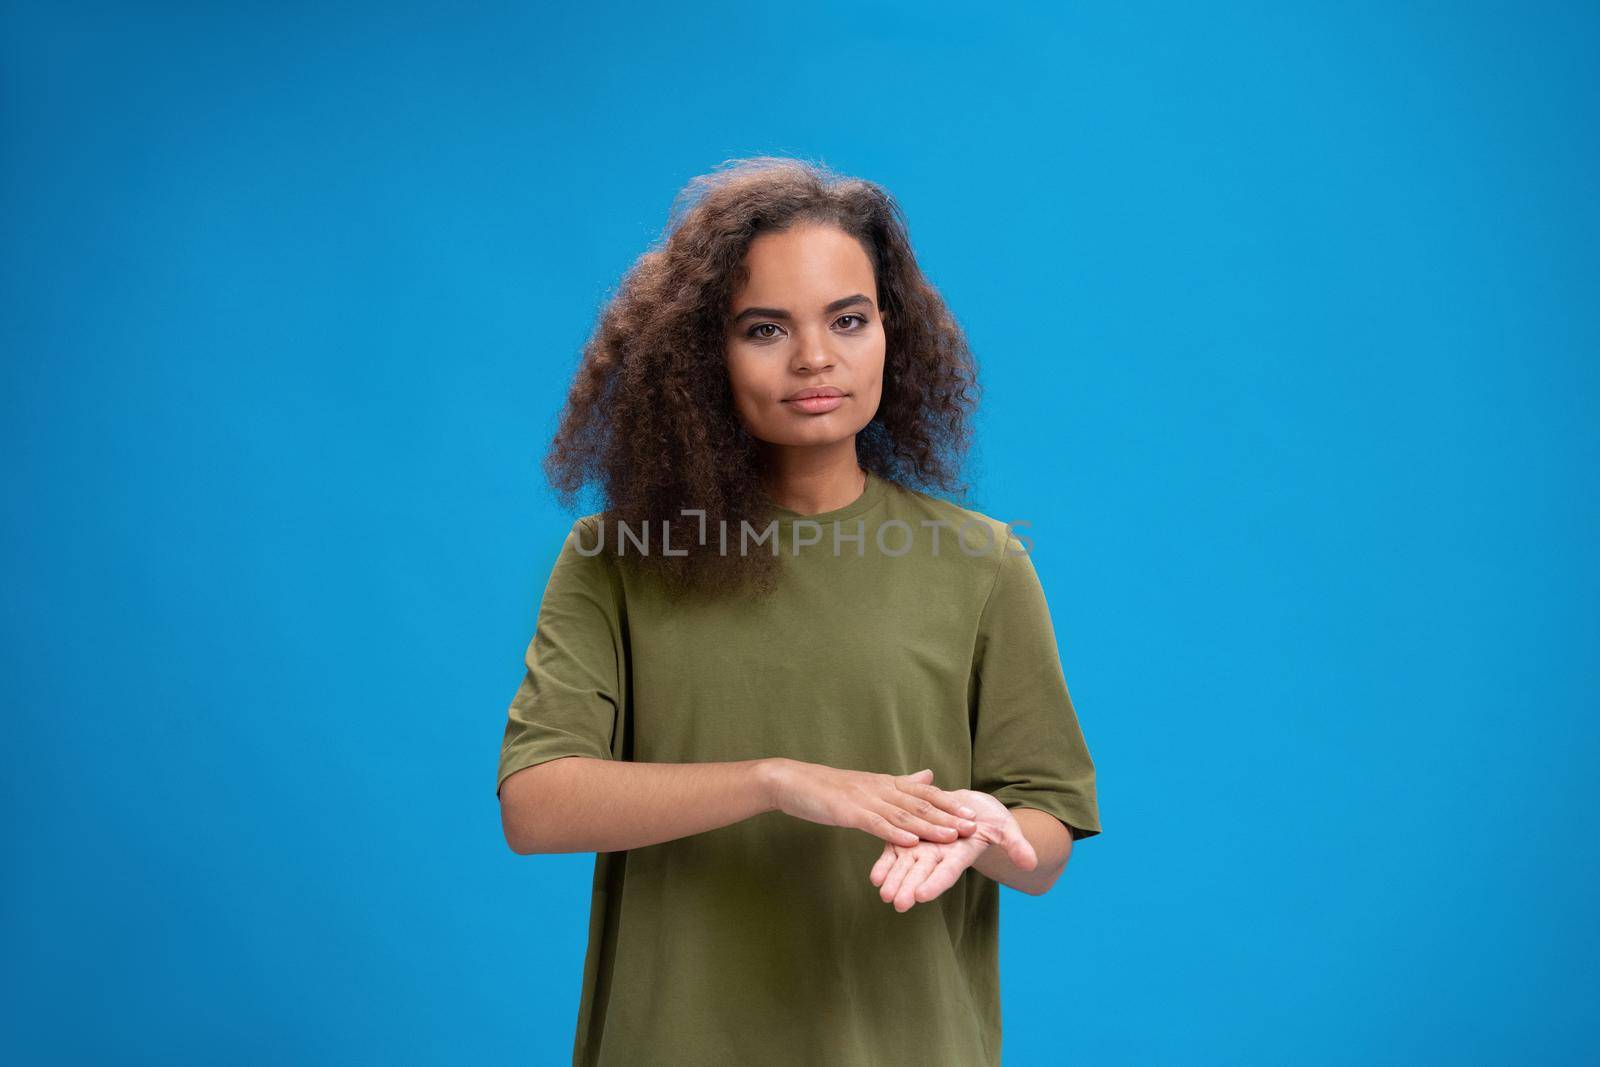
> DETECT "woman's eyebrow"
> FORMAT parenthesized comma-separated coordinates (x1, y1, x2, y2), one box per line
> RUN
(733, 293, 874, 323)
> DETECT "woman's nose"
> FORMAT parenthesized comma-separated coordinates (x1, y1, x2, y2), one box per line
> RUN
(791, 331, 836, 372)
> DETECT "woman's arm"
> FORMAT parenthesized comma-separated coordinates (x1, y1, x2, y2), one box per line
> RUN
(500, 755, 771, 854)
(500, 756, 977, 855)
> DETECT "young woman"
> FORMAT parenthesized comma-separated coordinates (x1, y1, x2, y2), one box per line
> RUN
(495, 157, 1101, 1066)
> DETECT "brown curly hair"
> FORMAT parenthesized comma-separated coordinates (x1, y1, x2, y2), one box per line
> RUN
(543, 156, 981, 601)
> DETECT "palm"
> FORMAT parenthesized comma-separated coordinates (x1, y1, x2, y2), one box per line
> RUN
(869, 789, 1037, 911)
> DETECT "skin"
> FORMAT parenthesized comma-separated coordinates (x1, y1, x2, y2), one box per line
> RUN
(501, 757, 979, 854)
(724, 223, 1072, 906)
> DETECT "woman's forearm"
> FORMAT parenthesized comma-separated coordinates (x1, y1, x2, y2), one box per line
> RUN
(500, 755, 778, 854)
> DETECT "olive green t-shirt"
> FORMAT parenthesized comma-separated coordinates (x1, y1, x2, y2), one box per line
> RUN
(496, 470, 1101, 1066)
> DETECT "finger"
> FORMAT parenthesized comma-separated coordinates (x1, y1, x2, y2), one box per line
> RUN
(891, 768, 935, 794)
(914, 853, 967, 903)
(860, 808, 921, 848)
(896, 780, 980, 823)
(880, 796, 973, 843)
(872, 799, 961, 844)
(1002, 818, 1039, 871)
(869, 844, 896, 887)
(881, 847, 917, 903)
(893, 853, 930, 912)
(895, 850, 938, 912)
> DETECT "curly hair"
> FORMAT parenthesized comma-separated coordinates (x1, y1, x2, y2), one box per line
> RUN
(543, 156, 981, 601)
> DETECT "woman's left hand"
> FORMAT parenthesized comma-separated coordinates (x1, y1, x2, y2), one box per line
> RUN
(868, 789, 1037, 911)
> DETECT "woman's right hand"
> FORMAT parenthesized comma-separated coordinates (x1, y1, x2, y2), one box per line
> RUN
(759, 759, 979, 847)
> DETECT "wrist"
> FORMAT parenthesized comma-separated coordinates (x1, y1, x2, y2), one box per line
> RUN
(753, 757, 792, 813)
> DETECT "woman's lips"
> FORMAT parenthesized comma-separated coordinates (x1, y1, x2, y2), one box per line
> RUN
(784, 394, 846, 414)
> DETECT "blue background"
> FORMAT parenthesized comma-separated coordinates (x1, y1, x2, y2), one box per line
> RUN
(5, 2, 1596, 1063)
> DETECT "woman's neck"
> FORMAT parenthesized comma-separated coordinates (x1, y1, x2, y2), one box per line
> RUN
(760, 445, 866, 516)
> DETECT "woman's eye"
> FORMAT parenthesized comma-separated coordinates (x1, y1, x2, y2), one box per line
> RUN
(746, 315, 866, 340)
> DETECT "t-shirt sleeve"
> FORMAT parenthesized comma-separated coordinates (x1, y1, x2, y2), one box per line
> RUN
(495, 516, 623, 799)
(969, 536, 1102, 841)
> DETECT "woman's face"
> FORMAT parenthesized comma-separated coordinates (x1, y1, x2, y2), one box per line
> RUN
(724, 223, 886, 452)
